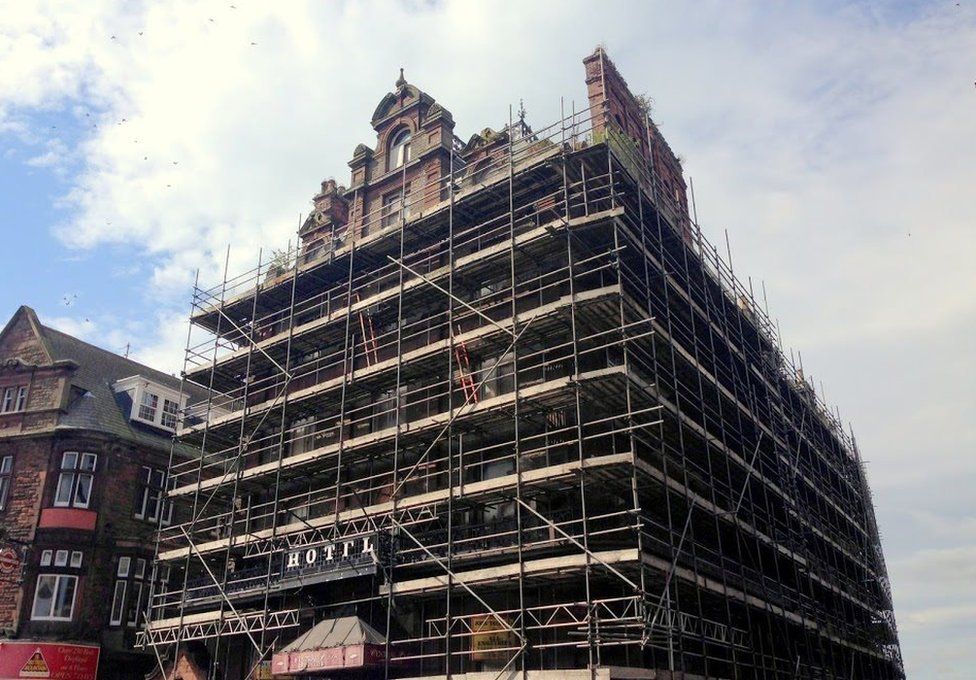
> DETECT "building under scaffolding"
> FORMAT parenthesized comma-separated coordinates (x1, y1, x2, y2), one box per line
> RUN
(140, 49, 903, 679)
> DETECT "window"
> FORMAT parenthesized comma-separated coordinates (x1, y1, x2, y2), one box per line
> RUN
(388, 128, 412, 170)
(110, 555, 147, 628)
(109, 580, 126, 626)
(40, 548, 82, 568)
(135, 466, 172, 524)
(138, 390, 158, 422)
(156, 564, 171, 588)
(1, 385, 27, 413)
(161, 398, 179, 429)
(127, 580, 144, 627)
(481, 352, 515, 399)
(114, 376, 185, 432)
(54, 452, 96, 508)
(471, 159, 491, 185)
(0, 455, 11, 510)
(382, 192, 401, 229)
(31, 574, 77, 621)
(288, 417, 317, 456)
(381, 190, 411, 229)
(374, 389, 397, 431)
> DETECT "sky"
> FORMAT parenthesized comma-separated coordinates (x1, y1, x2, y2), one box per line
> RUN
(1, 1, 974, 676)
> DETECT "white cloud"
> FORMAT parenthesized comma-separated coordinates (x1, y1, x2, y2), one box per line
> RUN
(25, 136, 71, 173)
(3, 2, 976, 678)
(42, 314, 98, 340)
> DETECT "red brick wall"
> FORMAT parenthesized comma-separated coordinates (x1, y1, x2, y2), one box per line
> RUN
(340, 84, 455, 244)
(3, 433, 168, 651)
(583, 48, 692, 242)
(0, 437, 49, 633)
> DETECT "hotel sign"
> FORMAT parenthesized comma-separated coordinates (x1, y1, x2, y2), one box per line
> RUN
(280, 534, 378, 585)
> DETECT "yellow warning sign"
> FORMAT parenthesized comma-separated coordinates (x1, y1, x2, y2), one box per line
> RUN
(19, 648, 50, 678)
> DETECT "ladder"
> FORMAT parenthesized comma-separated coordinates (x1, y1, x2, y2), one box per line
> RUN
(353, 293, 379, 366)
(454, 325, 479, 404)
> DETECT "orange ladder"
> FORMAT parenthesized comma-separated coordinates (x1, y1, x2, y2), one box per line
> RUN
(353, 293, 379, 366)
(454, 325, 479, 403)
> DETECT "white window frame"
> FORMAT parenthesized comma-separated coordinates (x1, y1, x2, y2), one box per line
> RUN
(138, 390, 158, 422)
(135, 466, 172, 524)
(31, 574, 78, 621)
(40, 550, 52, 567)
(54, 452, 96, 509)
(0, 454, 11, 510)
(116, 377, 185, 433)
(389, 128, 412, 170)
(70, 551, 83, 568)
(111, 554, 148, 628)
(381, 191, 401, 229)
(161, 398, 179, 429)
(109, 580, 127, 626)
(1, 385, 28, 413)
(54, 549, 69, 567)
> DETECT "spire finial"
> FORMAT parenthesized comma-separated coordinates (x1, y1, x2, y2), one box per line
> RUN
(396, 67, 406, 89)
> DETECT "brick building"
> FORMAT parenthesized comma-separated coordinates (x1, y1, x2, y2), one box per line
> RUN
(0, 306, 200, 679)
(143, 49, 901, 679)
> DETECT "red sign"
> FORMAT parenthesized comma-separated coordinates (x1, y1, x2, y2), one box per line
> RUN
(271, 643, 385, 674)
(0, 548, 18, 574)
(0, 642, 100, 680)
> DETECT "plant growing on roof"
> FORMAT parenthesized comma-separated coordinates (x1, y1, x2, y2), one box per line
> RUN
(265, 248, 291, 280)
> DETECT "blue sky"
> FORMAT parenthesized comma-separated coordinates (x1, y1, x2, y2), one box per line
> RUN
(2, 2, 975, 677)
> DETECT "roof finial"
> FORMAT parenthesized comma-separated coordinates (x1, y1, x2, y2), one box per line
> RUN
(396, 67, 406, 89)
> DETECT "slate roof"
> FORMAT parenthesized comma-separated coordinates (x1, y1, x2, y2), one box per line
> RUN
(279, 616, 386, 653)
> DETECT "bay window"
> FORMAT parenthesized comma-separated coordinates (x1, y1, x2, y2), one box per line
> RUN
(31, 574, 77, 621)
(54, 452, 96, 508)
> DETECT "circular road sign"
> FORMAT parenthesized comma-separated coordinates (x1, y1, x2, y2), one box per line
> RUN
(0, 546, 20, 573)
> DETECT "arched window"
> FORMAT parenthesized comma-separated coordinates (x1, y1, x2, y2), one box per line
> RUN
(471, 159, 491, 185)
(389, 128, 412, 170)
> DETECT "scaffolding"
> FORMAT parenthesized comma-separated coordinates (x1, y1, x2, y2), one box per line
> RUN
(139, 66, 902, 680)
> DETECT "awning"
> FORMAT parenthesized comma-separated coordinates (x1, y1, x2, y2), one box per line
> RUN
(271, 616, 387, 675)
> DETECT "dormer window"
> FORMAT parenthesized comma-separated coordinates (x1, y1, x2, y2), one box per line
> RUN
(138, 391, 158, 422)
(389, 128, 412, 170)
(113, 375, 185, 433)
